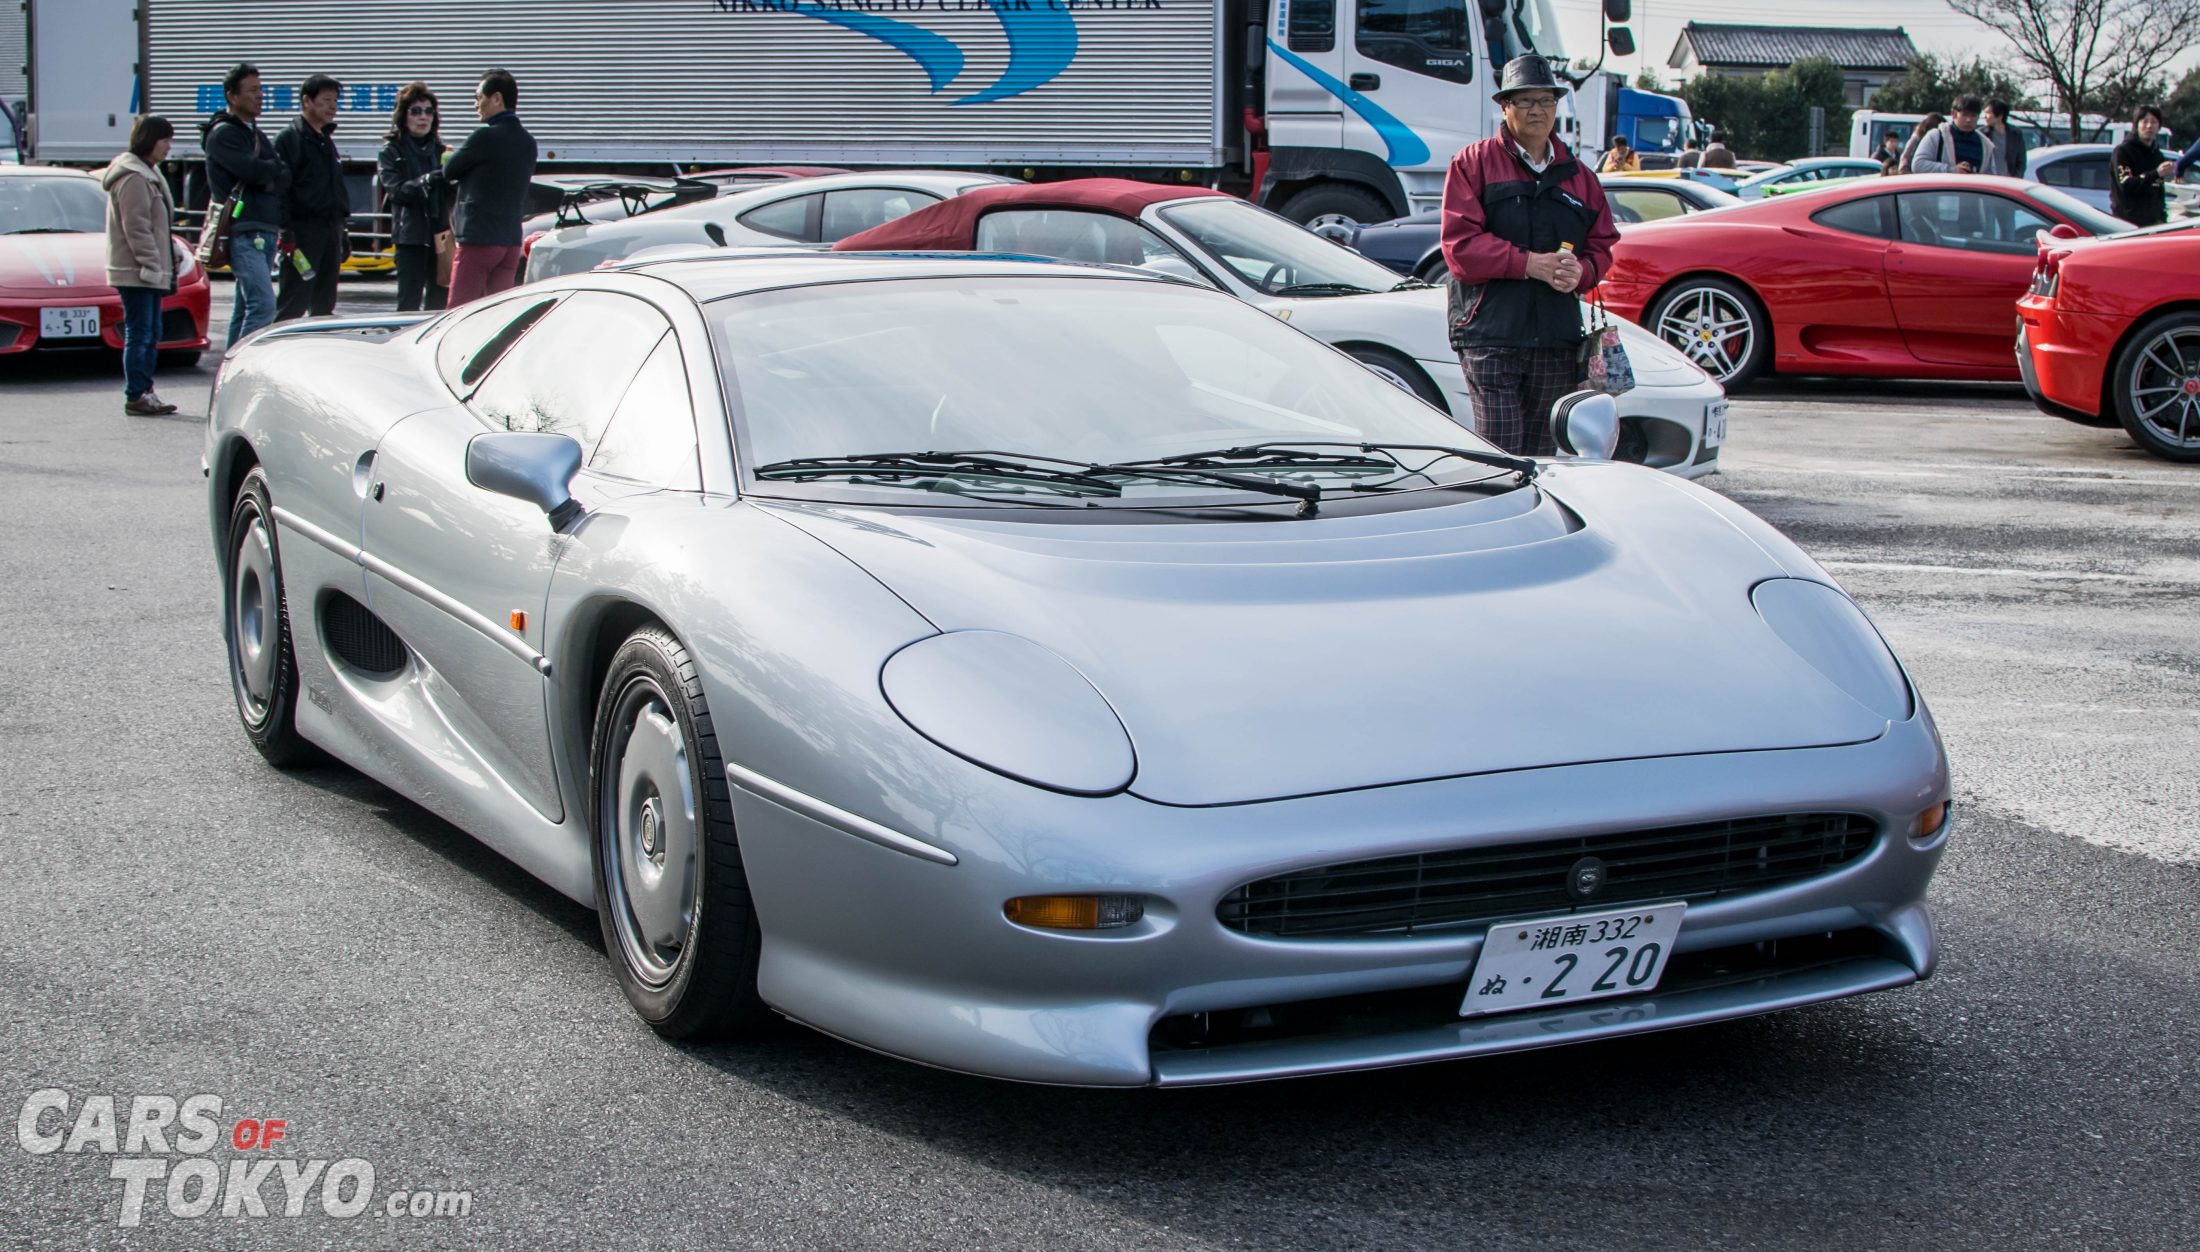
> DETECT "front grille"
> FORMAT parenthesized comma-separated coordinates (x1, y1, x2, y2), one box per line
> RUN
(1218, 813, 1877, 939)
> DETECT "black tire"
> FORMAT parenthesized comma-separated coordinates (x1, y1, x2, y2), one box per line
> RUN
(590, 626, 766, 1039)
(1413, 254, 1450, 287)
(2108, 310, 2200, 463)
(1646, 276, 1771, 389)
(159, 350, 203, 369)
(1276, 182, 1391, 228)
(223, 467, 318, 767)
(1345, 344, 1448, 411)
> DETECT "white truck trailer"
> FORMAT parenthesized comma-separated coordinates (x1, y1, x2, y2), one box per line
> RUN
(23, 0, 1628, 223)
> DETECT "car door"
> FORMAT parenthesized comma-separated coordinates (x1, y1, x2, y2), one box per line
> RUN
(1884, 189, 2056, 367)
(360, 290, 674, 821)
(1265, 0, 1346, 152)
(1341, 0, 1476, 167)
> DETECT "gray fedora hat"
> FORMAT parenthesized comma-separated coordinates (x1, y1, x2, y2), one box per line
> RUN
(1492, 55, 1569, 104)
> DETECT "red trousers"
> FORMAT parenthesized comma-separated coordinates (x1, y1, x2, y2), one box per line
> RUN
(447, 243, 523, 306)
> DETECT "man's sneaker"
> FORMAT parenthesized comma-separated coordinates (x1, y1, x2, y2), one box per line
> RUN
(144, 391, 179, 414)
(125, 393, 179, 416)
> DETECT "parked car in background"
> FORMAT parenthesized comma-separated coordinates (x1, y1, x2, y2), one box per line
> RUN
(2019, 222, 2200, 461)
(833, 180, 1729, 477)
(2026, 144, 2200, 219)
(1596, 174, 2129, 387)
(204, 249, 1949, 1086)
(1731, 158, 1886, 200)
(1331, 177, 1742, 287)
(0, 165, 209, 363)
(524, 171, 1016, 281)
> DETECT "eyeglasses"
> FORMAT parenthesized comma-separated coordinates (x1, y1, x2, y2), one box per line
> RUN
(1505, 95, 1559, 112)
(406, 105, 436, 116)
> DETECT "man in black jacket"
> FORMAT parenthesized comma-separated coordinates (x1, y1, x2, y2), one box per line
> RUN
(202, 63, 288, 343)
(2112, 105, 2176, 227)
(437, 69, 538, 304)
(273, 74, 351, 321)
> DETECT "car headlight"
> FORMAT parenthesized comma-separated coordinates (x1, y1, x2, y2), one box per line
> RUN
(1751, 579, 1913, 722)
(881, 631, 1135, 796)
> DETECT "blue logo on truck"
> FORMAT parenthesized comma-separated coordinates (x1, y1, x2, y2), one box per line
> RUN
(716, 0, 1107, 105)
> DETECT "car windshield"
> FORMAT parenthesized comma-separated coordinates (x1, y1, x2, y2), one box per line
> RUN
(712, 275, 1504, 507)
(0, 176, 106, 234)
(2023, 184, 2134, 237)
(1160, 199, 1413, 296)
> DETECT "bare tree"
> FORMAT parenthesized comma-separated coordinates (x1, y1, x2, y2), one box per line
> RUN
(1950, 0, 2200, 140)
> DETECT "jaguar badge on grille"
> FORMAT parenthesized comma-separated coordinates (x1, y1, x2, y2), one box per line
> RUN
(1567, 856, 1608, 900)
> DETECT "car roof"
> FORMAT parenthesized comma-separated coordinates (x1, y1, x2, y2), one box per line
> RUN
(643, 169, 1019, 224)
(2029, 144, 2113, 160)
(616, 248, 1176, 302)
(0, 165, 94, 178)
(832, 178, 1227, 250)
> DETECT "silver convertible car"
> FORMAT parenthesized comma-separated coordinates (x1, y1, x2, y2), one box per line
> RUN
(205, 252, 1949, 1086)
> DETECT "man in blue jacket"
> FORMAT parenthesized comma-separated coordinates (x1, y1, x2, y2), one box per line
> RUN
(436, 69, 537, 305)
(201, 63, 288, 343)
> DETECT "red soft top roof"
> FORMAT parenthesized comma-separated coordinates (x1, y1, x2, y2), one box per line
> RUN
(833, 179, 1228, 252)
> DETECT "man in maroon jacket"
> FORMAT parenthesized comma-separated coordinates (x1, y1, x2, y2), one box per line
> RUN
(1439, 56, 1620, 456)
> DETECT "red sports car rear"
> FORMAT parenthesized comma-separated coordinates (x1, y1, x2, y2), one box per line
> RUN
(2019, 224, 2200, 461)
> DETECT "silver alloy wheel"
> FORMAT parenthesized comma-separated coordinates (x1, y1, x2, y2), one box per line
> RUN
(600, 678, 699, 988)
(1306, 212, 1361, 244)
(229, 512, 277, 727)
(1656, 286, 1755, 383)
(1361, 359, 1417, 394)
(2127, 326, 2200, 451)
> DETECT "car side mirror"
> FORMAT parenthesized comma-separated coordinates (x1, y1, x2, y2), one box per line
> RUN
(1550, 390, 1620, 459)
(467, 431, 584, 528)
(2047, 222, 2082, 240)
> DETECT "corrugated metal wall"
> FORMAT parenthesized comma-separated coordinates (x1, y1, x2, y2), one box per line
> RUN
(1, 1, 27, 106)
(147, 0, 1223, 167)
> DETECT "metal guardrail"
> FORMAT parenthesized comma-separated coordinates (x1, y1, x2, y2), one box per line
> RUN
(176, 207, 398, 272)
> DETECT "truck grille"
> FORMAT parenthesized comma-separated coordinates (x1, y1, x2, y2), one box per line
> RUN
(1217, 814, 1877, 939)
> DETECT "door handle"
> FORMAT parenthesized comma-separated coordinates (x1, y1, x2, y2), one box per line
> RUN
(371, 481, 385, 502)
(1348, 73, 1381, 92)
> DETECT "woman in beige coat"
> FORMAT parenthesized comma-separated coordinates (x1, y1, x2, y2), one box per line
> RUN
(103, 116, 179, 415)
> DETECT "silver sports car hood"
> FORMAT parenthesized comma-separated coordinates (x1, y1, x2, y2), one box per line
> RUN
(765, 466, 1892, 806)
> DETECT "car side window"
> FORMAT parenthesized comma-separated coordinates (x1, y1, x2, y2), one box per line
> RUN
(466, 292, 672, 446)
(738, 193, 819, 241)
(1355, 0, 1472, 84)
(2041, 155, 2112, 192)
(820, 188, 941, 242)
(435, 296, 560, 397)
(588, 333, 703, 490)
(1611, 189, 1686, 223)
(974, 209, 1210, 284)
(1810, 196, 1896, 240)
(1288, 0, 1334, 52)
(1896, 192, 2053, 255)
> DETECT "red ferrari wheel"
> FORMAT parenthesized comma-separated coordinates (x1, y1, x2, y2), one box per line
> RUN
(1649, 277, 1770, 389)
(2111, 311, 2200, 463)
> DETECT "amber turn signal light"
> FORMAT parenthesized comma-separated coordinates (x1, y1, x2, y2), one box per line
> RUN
(1918, 802, 1949, 838)
(509, 610, 527, 632)
(1004, 895, 1144, 931)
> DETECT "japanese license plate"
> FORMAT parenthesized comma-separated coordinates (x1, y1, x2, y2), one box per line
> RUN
(1703, 400, 1728, 448)
(1460, 902, 1685, 1017)
(41, 307, 101, 340)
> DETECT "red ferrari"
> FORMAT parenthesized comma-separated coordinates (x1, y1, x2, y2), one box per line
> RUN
(0, 165, 211, 364)
(2019, 225, 2200, 462)
(1595, 173, 2128, 389)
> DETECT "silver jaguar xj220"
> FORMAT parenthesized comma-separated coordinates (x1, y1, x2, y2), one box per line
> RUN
(205, 252, 1949, 1086)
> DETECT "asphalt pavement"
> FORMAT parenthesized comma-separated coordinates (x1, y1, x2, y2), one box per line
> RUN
(1, 280, 2194, 1249)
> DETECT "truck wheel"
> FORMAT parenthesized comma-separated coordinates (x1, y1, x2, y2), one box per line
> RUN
(1277, 184, 1391, 229)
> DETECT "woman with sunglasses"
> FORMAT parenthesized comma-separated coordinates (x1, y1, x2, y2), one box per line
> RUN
(377, 82, 452, 311)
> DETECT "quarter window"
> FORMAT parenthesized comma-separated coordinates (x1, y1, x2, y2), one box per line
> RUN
(435, 296, 559, 396)
(974, 210, 1211, 284)
(1286, 0, 1335, 53)
(1608, 189, 1687, 224)
(1355, 0, 1471, 84)
(467, 292, 673, 443)
(738, 193, 818, 241)
(820, 188, 941, 243)
(1810, 196, 1897, 240)
(2038, 154, 2112, 192)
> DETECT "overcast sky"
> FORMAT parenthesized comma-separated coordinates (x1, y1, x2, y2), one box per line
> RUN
(1549, 0, 2200, 92)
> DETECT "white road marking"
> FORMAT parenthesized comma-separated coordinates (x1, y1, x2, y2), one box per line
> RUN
(1727, 462, 2200, 487)
(1820, 560, 2165, 583)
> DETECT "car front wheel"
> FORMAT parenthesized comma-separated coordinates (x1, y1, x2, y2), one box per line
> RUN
(2110, 311, 2200, 462)
(1649, 277, 1770, 388)
(591, 626, 766, 1038)
(224, 467, 317, 767)
(1347, 344, 1448, 411)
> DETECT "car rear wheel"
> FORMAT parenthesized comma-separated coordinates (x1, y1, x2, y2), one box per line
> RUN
(591, 625, 766, 1039)
(2110, 311, 2200, 463)
(224, 468, 318, 767)
(1276, 183, 1390, 229)
(1414, 255, 1450, 287)
(1648, 277, 1770, 389)
(1346, 344, 1447, 411)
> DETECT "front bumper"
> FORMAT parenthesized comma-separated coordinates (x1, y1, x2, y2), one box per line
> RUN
(0, 284, 212, 354)
(730, 715, 1948, 1086)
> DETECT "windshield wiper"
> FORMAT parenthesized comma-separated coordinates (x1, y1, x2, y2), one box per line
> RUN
(753, 449, 1327, 514)
(1130, 441, 1538, 483)
(1271, 282, 1378, 297)
(1391, 277, 1434, 291)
